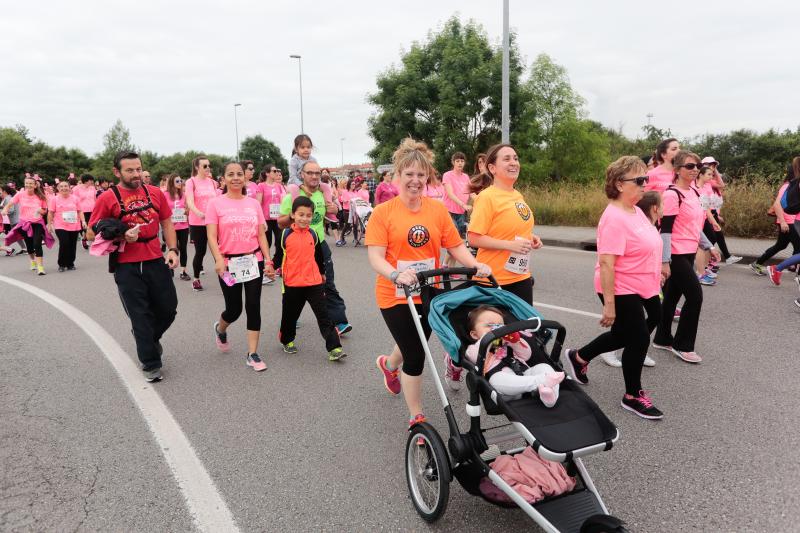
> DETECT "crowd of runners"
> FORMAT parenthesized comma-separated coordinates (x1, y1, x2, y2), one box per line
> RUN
(3, 134, 800, 425)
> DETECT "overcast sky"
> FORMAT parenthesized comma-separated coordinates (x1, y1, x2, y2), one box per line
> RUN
(2, 0, 798, 168)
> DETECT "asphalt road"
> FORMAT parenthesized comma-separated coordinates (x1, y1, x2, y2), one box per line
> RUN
(1, 238, 798, 532)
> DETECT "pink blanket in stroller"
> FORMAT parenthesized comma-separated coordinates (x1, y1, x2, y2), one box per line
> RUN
(480, 447, 576, 504)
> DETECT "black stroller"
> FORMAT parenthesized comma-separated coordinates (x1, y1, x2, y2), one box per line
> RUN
(402, 268, 626, 533)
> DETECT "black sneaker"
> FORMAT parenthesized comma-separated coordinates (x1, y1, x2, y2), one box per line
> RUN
(144, 368, 163, 382)
(67, 265, 76, 271)
(58, 266, 66, 272)
(621, 391, 663, 420)
(179, 272, 191, 281)
(564, 349, 588, 385)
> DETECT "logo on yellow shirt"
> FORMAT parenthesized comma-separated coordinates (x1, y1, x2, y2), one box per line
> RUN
(515, 202, 531, 221)
(407, 224, 430, 248)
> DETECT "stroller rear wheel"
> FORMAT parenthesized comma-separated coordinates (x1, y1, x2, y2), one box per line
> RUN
(405, 422, 450, 522)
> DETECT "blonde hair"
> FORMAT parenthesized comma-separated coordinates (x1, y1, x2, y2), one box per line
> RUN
(392, 138, 436, 178)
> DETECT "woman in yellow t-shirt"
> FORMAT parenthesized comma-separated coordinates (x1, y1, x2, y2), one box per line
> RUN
(366, 138, 491, 429)
(468, 144, 542, 305)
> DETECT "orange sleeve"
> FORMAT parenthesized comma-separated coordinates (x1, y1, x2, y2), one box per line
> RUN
(365, 203, 389, 246)
(467, 191, 492, 235)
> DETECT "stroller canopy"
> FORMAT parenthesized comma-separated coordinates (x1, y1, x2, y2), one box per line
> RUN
(428, 286, 542, 363)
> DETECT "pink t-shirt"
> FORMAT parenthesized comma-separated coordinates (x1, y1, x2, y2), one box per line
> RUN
(645, 166, 674, 193)
(442, 171, 470, 214)
(259, 182, 286, 220)
(340, 190, 353, 210)
(593, 205, 661, 298)
(73, 184, 97, 213)
(205, 195, 265, 257)
(663, 185, 705, 255)
(775, 183, 796, 224)
(185, 177, 218, 226)
(425, 183, 445, 202)
(48, 194, 83, 231)
(12, 192, 46, 223)
(163, 191, 189, 230)
(353, 189, 369, 203)
(245, 181, 259, 200)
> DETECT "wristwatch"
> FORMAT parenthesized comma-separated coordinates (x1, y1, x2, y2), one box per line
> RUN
(389, 270, 400, 283)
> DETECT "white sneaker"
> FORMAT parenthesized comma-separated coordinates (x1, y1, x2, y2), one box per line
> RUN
(262, 276, 274, 285)
(643, 355, 656, 367)
(600, 350, 622, 368)
(725, 255, 742, 265)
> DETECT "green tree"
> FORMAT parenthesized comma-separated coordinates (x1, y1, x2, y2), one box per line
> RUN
(150, 151, 231, 179)
(93, 119, 138, 177)
(367, 17, 524, 170)
(0, 127, 33, 183)
(239, 135, 288, 175)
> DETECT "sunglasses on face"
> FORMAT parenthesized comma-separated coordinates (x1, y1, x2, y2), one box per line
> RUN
(271, 169, 282, 173)
(620, 176, 649, 186)
(246, 167, 254, 171)
(174, 178, 183, 184)
(680, 163, 702, 170)
(201, 164, 210, 169)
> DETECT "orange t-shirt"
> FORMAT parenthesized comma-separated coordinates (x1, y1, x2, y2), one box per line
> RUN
(468, 185, 535, 285)
(365, 197, 463, 309)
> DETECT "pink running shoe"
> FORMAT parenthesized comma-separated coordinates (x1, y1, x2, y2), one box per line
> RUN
(246, 353, 267, 371)
(409, 413, 427, 446)
(767, 265, 782, 286)
(192, 279, 204, 291)
(669, 347, 702, 364)
(443, 354, 462, 391)
(213, 321, 230, 352)
(673, 307, 681, 322)
(376, 355, 401, 395)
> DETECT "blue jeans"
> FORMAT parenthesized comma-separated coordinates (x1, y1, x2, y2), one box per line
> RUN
(449, 212, 466, 238)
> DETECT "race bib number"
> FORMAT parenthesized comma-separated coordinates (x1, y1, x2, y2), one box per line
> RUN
(228, 254, 259, 284)
(62, 210, 78, 224)
(171, 208, 187, 223)
(395, 257, 436, 298)
(269, 203, 281, 219)
(505, 236, 530, 274)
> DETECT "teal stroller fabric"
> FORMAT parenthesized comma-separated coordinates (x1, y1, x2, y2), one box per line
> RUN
(428, 286, 543, 363)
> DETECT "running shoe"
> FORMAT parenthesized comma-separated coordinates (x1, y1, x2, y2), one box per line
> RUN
(673, 307, 681, 321)
(376, 355, 401, 395)
(328, 347, 347, 361)
(698, 273, 716, 286)
(335, 240, 343, 247)
(336, 323, 353, 336)
(30, 260, 36, 270)
(703, 268, 718, 279)
(67, 266, 76, 271)
(725, 255, 743, 265)
(600, 350, 622, 368)
(37, 265, 45, 276)
(643, 355, 656, 367)
(766, 265, 782, 286)
(58, 266, 66, 273)
(144, 368, 162, 382)
(750, 262, 766, 276)
(443, 353, 463, 390)
(409, 413, 428, 446)
(669, 347, 702, 363)
(213, 321, 230, 352)
(246, 353, 267, 371)
(282, 341, 298, 354)
(262, 275, 274, 285)
(192, 279, 203, 291)
(621, 391, 663, 420)
(179, 272, 191, 281)
(564, 349, 588, 385)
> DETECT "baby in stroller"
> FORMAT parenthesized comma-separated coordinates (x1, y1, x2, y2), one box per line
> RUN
(464, 305, 564, 407)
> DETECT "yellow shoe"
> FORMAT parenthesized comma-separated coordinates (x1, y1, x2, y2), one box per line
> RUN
(36, 265, 46, 276)
(30, 260, 36, 270)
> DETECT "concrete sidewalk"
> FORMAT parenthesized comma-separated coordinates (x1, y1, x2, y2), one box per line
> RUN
(536, 225, 793, 265)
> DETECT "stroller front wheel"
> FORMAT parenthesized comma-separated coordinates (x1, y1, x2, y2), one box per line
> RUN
(405, 422, 450, 522)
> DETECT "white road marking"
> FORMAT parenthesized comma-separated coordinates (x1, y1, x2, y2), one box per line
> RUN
(0, 275, 239, 533)
(533, 300, 602, 319)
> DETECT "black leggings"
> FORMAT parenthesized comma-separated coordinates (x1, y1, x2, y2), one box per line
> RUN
(23, 223, 44, 257)
(654, 253, 703, 352)
(756, 224, 800, 265)
(578, 294, 661, 395)
(501, 276, 534, 306)
(265, 220, 283, 266)
(218, 260, 264, 331)
(175, 228, 189, 268)
(711, 211, 730, 258)
(55, 229, 79, 267)
(380, 303, 432, 377)
(279, 284, 341, 351)
(189, 224, 208, 278)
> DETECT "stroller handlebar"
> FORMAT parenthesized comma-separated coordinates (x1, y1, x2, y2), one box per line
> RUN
(401, 267, 499, 298)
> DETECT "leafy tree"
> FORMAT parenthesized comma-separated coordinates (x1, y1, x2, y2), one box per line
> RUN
(92, 119, 138, 177)
(0, 127, 32, 183)
(239, 135, 288, 175)
(367, 17, 524, 170)
(150, 151, 230, 179)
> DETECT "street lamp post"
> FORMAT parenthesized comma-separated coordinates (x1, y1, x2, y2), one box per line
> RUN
(340, 137, 345, 167)
(234, 103, 242, 160)
(289, 54, 304, 133)
(501, 0, 510, 143)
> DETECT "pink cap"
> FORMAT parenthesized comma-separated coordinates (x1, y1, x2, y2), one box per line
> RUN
(701, 156, 718, 165)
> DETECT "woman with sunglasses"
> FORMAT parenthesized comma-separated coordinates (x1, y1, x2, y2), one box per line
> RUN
(164, 174, 191, 281)
(564, 157, 664, 419)
(646, 138, 680, 193)
(185, 156, 217, 291)
(652, 151, 720, 364)
(258, 164, 286, 283)
(241, 160, 262, 204)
